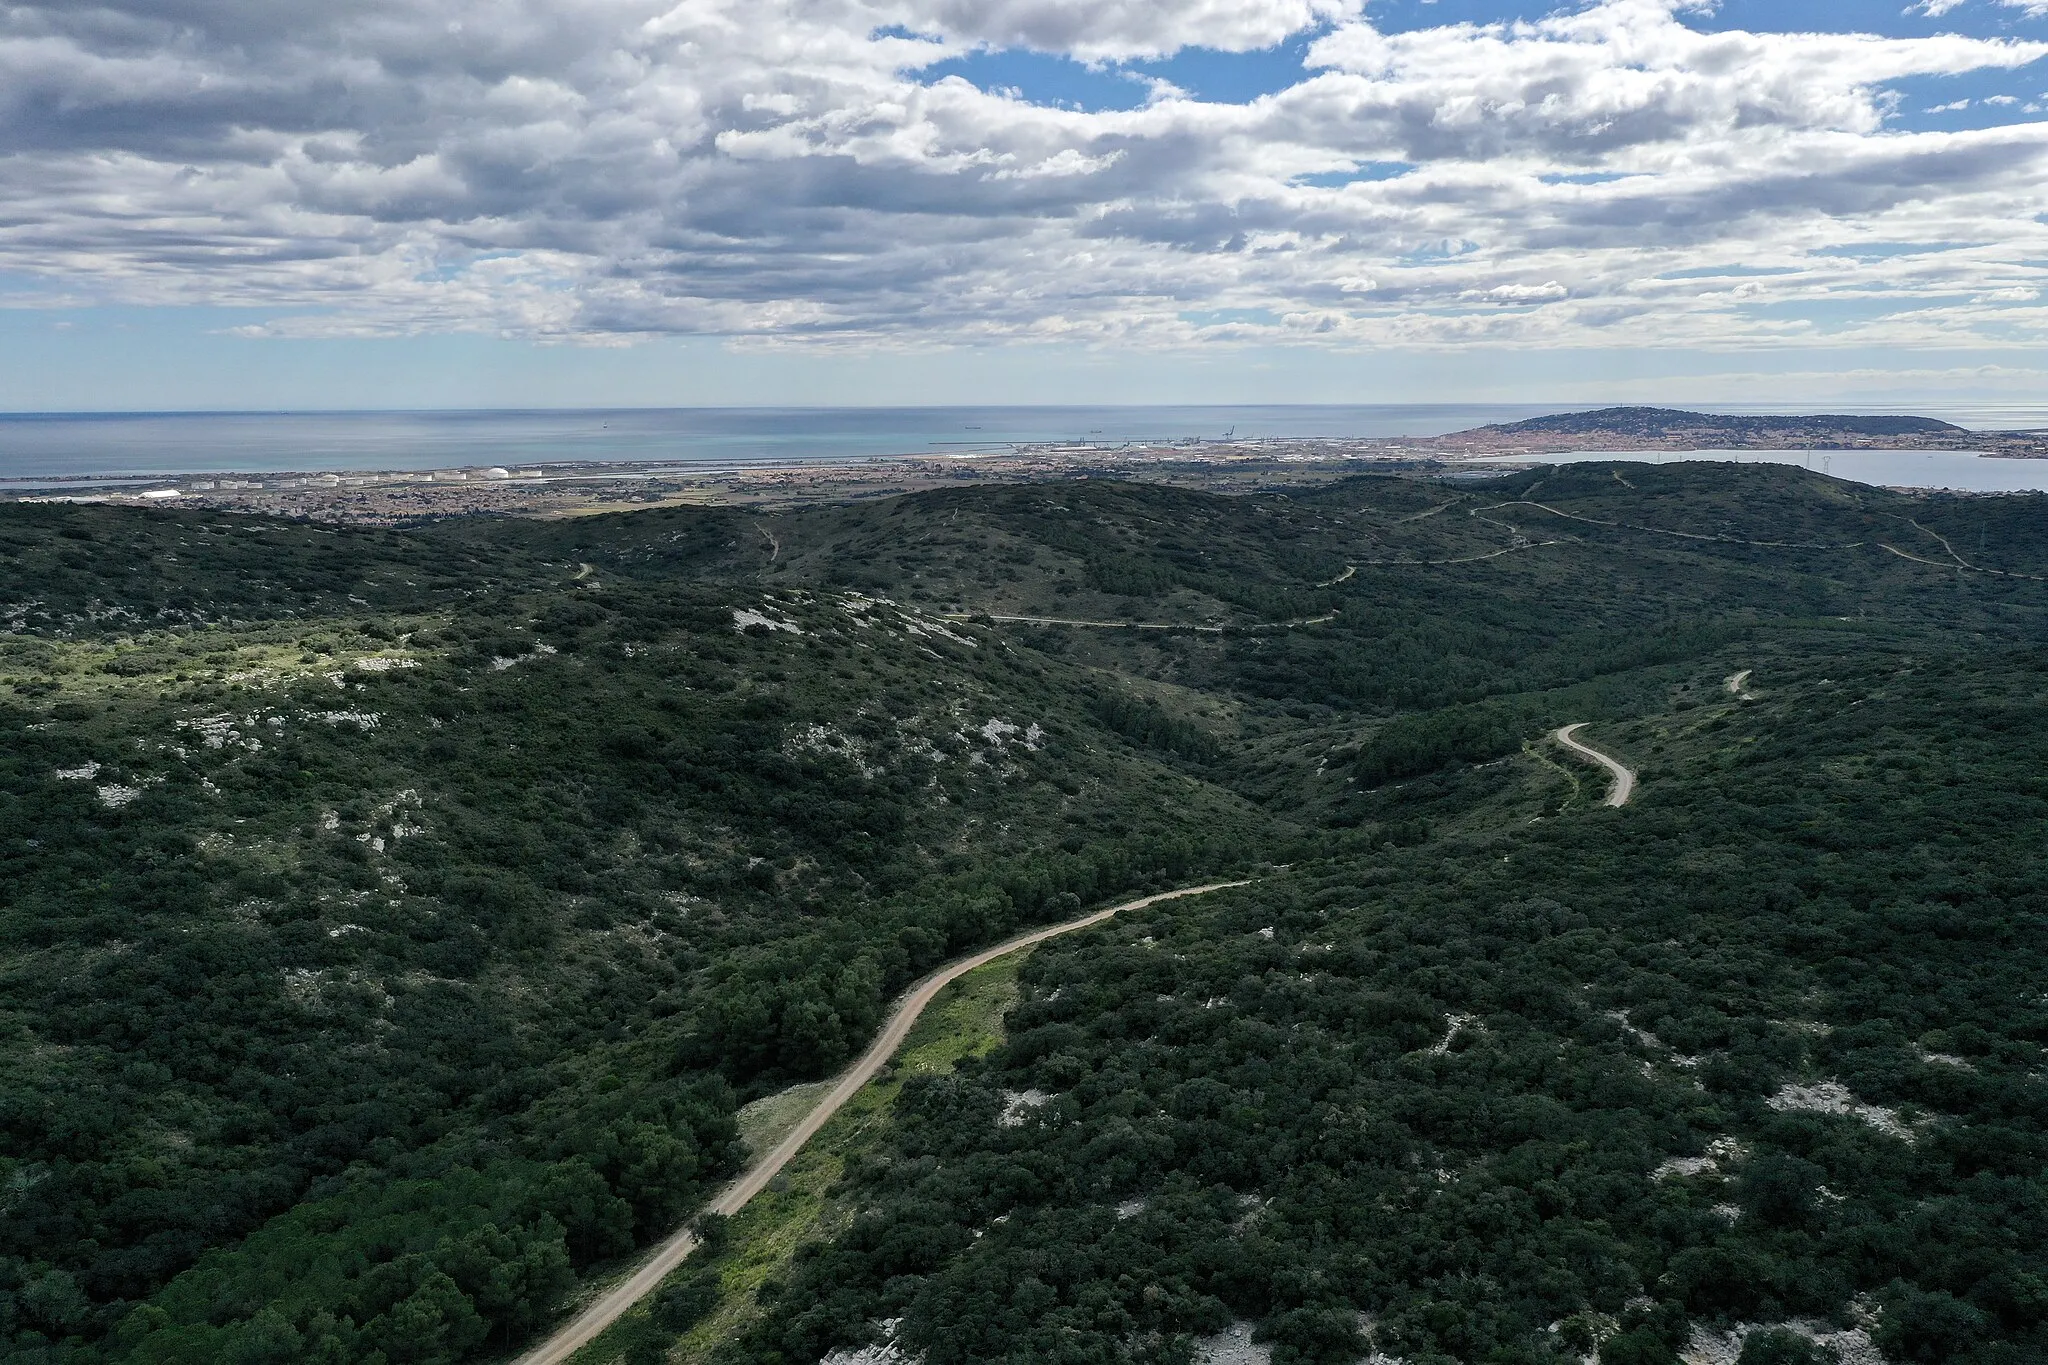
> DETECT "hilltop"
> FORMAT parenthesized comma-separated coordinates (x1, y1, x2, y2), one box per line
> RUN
(1425, 405, 2036, 458)
(1480, 406, 1971, 440)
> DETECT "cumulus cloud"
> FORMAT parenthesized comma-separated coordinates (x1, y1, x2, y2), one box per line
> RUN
(884, 0, 1362, 61)
(1, 0, 2045, 352)
(1912, 0, 2048, 18)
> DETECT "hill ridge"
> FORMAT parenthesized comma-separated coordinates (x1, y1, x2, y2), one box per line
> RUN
(1479, 405, 1970, 438)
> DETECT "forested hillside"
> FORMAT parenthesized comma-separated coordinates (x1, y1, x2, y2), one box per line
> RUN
(2, 463, 2045, 1365)
(729, 642, 2048, 1365)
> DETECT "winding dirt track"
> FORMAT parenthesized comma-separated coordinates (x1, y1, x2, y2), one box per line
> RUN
(1553, 724, 1637, 808)
(514, 880, 1251, 1365)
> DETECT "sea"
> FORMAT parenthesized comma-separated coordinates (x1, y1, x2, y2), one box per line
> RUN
(2, 405, 2047, 492)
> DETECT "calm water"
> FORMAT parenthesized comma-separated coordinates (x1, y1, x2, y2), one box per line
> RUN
(1479, 448, 2048, 494)
(0, 406, 1561, 481)
(2, 406, 2046, 490)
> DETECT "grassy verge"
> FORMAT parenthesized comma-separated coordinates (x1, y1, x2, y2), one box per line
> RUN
(734, 1081, 834, 1162)
(564, 956, 1024, 1365)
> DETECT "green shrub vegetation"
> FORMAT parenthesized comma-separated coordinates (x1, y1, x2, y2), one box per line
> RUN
(2, 462, 2046, 1365)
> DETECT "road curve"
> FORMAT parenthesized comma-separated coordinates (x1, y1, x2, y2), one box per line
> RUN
(514, 880, 1252, 1365)
(1554, 724, 1637, 808)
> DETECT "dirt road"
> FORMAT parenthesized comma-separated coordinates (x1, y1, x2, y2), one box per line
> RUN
(1554, 724, 1637, 807)
(513, 880, 1252, 1365)
(944, 613, 1226, 632)
(940, 611, 1337, 631)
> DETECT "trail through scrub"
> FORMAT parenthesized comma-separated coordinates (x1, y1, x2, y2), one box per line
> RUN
(1355, 541, 1571, 567)
(512, 880, 1252, 1365)
(1879, 542, 2047, 582)
(1472, 500, 1863, 551)
(942, 612, 1339, 631)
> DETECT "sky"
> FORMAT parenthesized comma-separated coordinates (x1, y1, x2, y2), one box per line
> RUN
(1, 0, 2045, 410)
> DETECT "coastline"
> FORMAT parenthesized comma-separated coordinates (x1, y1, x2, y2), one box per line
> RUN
(10, 413, 2048, 523)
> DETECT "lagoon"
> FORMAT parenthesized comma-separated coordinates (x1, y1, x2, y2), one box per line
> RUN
(1472, 447, 2048, 494)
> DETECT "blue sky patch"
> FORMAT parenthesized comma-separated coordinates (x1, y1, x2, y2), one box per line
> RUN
(1360, 0, 1573, 33)
(1292, 163, 1418, 188)
(1360, 0, 2048, 39)
(1810, 241, 1978, 260)
(1882, 70, 2048, 133)
(1693, 0, 2045, 40)
(1656, 265, 1808, 281)
(922, 48, 1152, 110)
(919, 35, 1319, 111)
(914, 7, 2045, 136)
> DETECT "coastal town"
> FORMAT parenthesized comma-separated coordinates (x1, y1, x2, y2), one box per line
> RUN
(7, 437, 1459, 524)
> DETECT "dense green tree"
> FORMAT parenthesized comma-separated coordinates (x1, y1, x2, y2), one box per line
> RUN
(7, 465, 2048, 1364)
